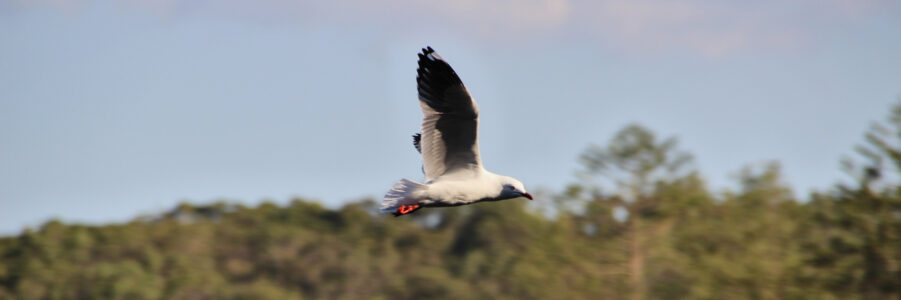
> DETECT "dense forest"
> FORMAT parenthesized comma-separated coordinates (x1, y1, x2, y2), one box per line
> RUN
(1, 103, 899, 300)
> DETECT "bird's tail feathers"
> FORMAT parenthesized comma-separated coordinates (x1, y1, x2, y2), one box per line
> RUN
(381, 179, 425, 213)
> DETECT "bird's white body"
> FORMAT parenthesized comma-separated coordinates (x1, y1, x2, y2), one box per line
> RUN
(418, 170, 504, 206)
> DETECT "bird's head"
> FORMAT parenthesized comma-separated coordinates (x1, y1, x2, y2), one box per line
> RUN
(498, 177, 533, 201)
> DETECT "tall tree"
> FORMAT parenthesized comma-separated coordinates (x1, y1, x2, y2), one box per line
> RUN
(802, 102, 901, 299)
(577, 124, 698, 300)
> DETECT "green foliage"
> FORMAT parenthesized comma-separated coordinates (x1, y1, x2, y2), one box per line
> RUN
(798, 104, 901, 299)
(2, 104, 900, 299)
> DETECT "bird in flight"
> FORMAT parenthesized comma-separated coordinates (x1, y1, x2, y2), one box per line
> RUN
(382, 46, 532, 216)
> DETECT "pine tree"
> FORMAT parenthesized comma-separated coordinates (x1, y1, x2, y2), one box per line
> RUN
(801, 102, 901, 299)
(577, 124, 699, 299)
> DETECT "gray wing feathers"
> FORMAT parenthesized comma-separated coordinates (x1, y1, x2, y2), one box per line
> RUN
(416, 47, 482, 180)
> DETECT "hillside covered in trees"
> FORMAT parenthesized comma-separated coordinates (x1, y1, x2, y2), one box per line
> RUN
(1, 104, 900, 299)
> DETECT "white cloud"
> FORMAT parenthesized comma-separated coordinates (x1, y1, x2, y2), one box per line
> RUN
(581, 0, 898, 56)
(11, 0, 898, 57)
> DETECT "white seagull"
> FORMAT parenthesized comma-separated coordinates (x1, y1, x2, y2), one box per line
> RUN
(382, 46, 532, 216)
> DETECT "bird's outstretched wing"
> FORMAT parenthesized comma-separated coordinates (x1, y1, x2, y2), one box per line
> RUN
(416, 46, 482, 180)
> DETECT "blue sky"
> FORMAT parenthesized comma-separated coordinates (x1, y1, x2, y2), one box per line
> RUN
(1, 0, 899, 234)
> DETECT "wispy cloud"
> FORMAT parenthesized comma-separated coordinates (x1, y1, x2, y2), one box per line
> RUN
(583, 1, 803, 56)
(580, 0, 898, 57)
(10, 0, 899, 57)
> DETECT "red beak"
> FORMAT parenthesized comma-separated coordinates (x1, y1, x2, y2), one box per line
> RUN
(523, 192, 533, 200)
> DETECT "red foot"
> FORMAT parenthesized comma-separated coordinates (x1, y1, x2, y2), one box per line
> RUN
(393, 204, 421, 216)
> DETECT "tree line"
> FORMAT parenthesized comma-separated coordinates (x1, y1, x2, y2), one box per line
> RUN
(1, 103, 899, 299)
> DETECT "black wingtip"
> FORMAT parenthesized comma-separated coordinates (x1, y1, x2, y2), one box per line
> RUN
(412, 132, 422, 153)
(421, 46, 440, 58)
(416, 46, 462, 110)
